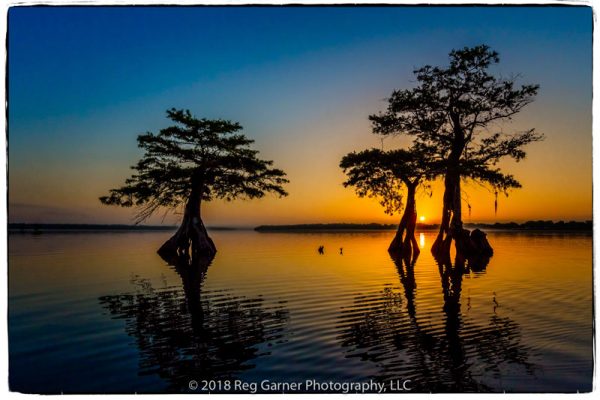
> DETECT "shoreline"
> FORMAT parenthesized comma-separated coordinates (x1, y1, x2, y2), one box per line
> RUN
(255, 221, 592, 233)
(8, 220, 592, 234)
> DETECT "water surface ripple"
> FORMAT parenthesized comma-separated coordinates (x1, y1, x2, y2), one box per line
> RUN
(8, 230, 593, 393)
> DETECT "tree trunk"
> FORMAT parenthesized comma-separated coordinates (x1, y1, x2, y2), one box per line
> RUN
(431, 113, 494, 262)
(431, 163, 494, 262)
(402, 183, 420, 262)
(389, 182, 419, 262)
(432, 117, 468, 260)
(157, 177, 216, 266)
(388, 208, 409, 254)
(432, 166, 460, 259)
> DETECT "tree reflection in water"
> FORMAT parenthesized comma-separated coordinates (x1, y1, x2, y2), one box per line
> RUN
(337, 253, 536, 392)
(99, 258, 288, 392)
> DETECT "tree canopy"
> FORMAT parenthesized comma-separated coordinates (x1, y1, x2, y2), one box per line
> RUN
(100, 108, 289, 223)
(340, 147, 437, 215)
(369, 45, 543, 196)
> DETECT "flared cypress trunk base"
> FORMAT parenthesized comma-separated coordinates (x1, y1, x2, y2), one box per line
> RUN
(157, 213, 216, 267)
(389, 185, 420, 263)
(388, 229, 420, 262)
(432, 226, 493, 270)
(431, 172, 494, 265)
(388, 230, 406, 254)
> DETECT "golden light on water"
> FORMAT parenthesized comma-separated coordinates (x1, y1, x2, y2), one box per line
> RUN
(419, 232, 425, 248)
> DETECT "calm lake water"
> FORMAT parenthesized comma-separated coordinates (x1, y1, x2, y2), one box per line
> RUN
(8, 230, 593, 393)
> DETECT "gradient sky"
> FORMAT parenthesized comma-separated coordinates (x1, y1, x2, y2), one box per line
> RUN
(8, 6, 592, 227)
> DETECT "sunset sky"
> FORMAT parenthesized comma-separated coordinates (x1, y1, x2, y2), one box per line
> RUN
(8, 6, 592, 227)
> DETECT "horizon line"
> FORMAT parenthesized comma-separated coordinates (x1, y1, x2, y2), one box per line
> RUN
(7, 220, 593, 230)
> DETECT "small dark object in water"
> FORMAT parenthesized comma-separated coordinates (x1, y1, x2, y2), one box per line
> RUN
(318, 245, 324, 254)
(340, 247, 343, 255)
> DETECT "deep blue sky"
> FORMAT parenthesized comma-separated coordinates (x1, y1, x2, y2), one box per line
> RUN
(9, 6, 591, 119)
(8, 6, 592, 225)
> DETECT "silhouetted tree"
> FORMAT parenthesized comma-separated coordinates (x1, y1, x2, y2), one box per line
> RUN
(100, 108, 288, 264)
(370, 45, 543, 259)
(340, 146, 438, 258)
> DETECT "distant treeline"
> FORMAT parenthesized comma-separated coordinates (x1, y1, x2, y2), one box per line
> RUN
(8, 223, 246, 233)
(8, 220, 592, 233)
(8, 223, 178, 233)
(465, 220, 592, 231)
(8, 223, 245, 233)
(255, 220, 592, 232)
(255, 223, 435, 232)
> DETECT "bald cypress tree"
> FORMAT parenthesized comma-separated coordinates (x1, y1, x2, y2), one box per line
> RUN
(370, 45, 543, 259)
(100, 108, 288, 265)
(340, 146, 439, 260)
